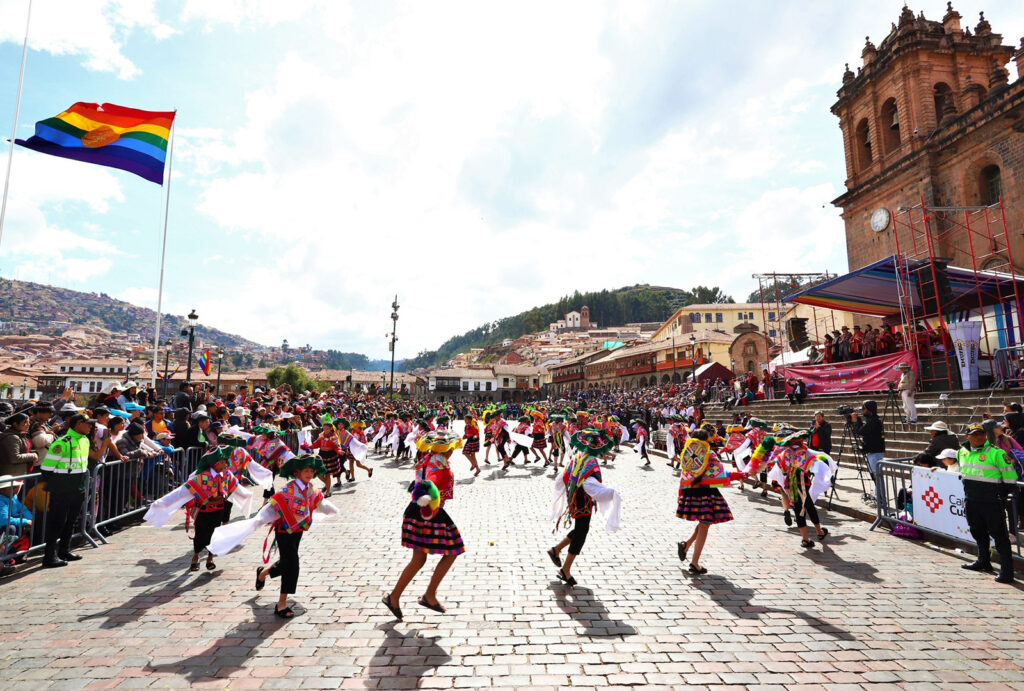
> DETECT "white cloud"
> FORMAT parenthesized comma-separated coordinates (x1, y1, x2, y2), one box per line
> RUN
(0, 145, 126, 284)
(0, 0, 175, 79)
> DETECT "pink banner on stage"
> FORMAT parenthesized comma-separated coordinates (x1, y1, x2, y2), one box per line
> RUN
(778, 350, 917, 396)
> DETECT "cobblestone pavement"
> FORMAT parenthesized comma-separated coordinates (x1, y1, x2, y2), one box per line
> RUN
(3, 442, 1024, 690)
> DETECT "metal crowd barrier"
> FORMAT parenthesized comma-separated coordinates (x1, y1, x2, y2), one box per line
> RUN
(993, 345, 1024, 388)
(88, 448, 200, 542)
(873, 459, 1023, 563)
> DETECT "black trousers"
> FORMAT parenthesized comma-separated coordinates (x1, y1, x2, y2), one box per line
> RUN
(567, 514, 591, 555)
(44, 488, 85, 558)
(268, 530, 303, 594)
(966, 498, 1012, 569)
(793, 494, 819, 528)
(193, 510, 221, 554)
(510, 445, 530, 460)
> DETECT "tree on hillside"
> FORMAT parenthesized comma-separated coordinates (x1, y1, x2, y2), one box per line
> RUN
(683, 286, 734, 305)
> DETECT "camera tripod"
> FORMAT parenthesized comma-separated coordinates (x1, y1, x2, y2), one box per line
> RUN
(882, 384, 906, 435)
(828, 418, 875, 508)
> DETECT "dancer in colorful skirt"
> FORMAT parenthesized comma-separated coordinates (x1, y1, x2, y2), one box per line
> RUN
(382, 431, 466, 620)
(676, 429, 744, 575)
(209, 454, 339, 618)
(546, 414, 568, 469)
(311, 416, 343, 496)
(143, 446, 254, 572)
(461, 413, 481, 476)
(530, 411, 550, 464)
(548, 428, 622, 586)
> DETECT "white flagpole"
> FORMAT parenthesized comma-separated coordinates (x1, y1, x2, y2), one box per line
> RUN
(0, 0, 32, 256)
(150, 113, 176, 390)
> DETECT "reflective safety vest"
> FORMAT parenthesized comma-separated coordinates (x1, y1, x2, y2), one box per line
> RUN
(40, 430, 90, 474)
(957, 442, 1017, 485)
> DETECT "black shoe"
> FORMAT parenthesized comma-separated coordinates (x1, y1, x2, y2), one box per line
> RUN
(961, 561, 994, 573)
(996, 571, 1015, 584)
(783, 510, 793, 526)
(43, 557, 67, 568)
(58, 552, 83, 562)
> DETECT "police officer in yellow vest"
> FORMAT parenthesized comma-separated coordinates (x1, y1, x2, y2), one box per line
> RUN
(39, 413, 102, 568)
(956, 423, 1018, 584)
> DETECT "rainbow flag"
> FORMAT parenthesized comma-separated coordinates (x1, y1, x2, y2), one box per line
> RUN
(16, 102, 175, 184)
(198, 349, 211, 376)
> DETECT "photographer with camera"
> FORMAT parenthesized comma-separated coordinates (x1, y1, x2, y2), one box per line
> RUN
(39, 413, 104, 568)
(852, 400, 885, 504)
(786, 377, 806, 405)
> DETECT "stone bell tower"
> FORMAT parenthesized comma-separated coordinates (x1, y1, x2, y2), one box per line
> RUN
(832, 4, 1024, 271)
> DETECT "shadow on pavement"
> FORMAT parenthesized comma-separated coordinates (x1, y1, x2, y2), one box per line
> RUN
(800, 544, 882, 583)
(146, 597, 288, 682)
(695, 575, 856, 640)
(366, 622, 452, 689)
(80, 566, 217, 628)
(547, 583, 637, 638)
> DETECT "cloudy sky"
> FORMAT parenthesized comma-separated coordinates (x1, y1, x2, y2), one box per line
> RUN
(0, 1, 1021, 359)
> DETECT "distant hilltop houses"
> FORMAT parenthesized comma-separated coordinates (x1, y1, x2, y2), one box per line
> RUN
(549, 305, 596, 332)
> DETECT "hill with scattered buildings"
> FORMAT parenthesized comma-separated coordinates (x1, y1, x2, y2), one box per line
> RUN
(0, 277, 260, 348)
(402, 284, 733, 369)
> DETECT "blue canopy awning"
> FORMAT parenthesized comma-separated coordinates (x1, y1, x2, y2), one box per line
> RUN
(784, 255, 1024, 317)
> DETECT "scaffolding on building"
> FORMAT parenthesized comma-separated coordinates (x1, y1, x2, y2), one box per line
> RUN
(890, 198, 1021, 391)
(752, 272, 837, 363)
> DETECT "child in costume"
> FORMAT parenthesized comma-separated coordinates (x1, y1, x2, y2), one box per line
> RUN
(248, 425, 296, 503)
(675, 429, 744, 575)
(461, 413, 481, 476)
(143, 446, 254, 572)
(507, 416, 533, 467)
(335, 418, 372, 482)
(311, 416, 343, 495)
(218, 433, 274, 525)
(209, 454, 339, 618)
(529, 411, 549, 464)
(548, 429, 622, 586)
(546, 414, 568, 469)
(754, 432, 834, 549)
(382, 431, 465, 620)
(634, 421, 650, 465)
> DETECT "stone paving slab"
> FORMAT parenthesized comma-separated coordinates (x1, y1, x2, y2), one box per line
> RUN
(3, 440, 1024, 690)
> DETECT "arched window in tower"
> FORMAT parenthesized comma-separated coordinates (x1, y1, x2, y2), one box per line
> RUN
(980, 165, 1002, 206)
(933, 82, 955, 123)
(854, 118, 872, 171)
(880, 98, 901, 154)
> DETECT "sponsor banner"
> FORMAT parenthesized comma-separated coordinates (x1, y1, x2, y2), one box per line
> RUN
(779, 350, 916, 396)
(910, 466, 971, 541)
(948, 320, 983, 389)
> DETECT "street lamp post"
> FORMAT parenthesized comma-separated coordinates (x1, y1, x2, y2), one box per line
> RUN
(388, 295, 399, 398)
(689, 334, 697, 384)
(215, 346, 225, 396)
(162, 339, 173, 399)
(182, 309, 198, 383)
(21, 377, 27, 399)
(124, 354, 132, 384)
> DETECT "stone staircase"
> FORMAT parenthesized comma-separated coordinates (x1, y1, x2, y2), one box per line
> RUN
(700, 388, 1021, 464)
